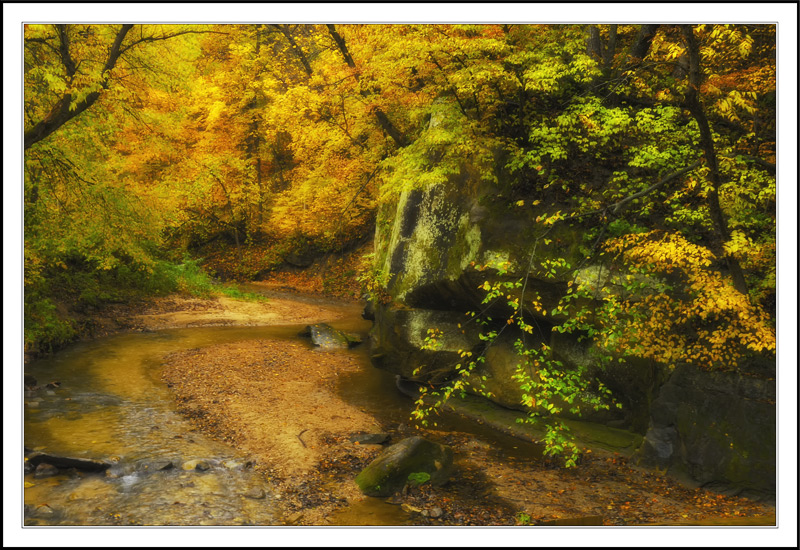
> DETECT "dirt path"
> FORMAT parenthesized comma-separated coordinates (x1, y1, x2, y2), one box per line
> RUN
(147, 292, 775, 526)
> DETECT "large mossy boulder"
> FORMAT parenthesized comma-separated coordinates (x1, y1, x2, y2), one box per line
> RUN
(367, 105, 775, 498)
(355, 436, 453, 497)
(373, 180, 581, 317)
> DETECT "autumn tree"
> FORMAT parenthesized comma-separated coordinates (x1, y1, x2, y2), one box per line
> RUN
(23, 22, 776, 389)
(23, 24, 211, 351)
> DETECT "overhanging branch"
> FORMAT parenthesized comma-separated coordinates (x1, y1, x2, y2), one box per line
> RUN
(611, 159, 703, 214)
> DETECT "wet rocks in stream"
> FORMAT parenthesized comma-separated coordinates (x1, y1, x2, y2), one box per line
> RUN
(298, 323, 362, 349)
(27, 451, 111, 473)
(243, 487, 267, 499)
(33, 463, 60, 479)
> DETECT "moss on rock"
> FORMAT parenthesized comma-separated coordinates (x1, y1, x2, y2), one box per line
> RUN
(355, 436, 454, 497)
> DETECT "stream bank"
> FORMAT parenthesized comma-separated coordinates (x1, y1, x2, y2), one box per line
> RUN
(23, 288, 776, 526)
(150, 290, 775, 526)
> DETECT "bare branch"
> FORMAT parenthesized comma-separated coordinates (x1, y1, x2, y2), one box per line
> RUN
(568, 159, 703, 221)
(612, 159, 703, 215)
(119, 28, 229, 56)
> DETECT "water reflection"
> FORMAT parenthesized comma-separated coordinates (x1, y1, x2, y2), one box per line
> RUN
(23, 292, 540, 527)
(23, 325, 303, 526)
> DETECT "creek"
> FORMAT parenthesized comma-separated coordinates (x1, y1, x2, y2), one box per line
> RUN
(23, 290, 539, 526)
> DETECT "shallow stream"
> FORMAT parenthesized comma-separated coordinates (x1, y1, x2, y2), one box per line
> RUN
(21, 293, 406, 525)
(23, 290, 550, 526)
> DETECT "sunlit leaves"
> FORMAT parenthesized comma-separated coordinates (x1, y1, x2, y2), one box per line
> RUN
(599, 231, 776, 368)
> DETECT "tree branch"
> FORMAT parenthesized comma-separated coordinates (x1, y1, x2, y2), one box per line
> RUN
(325, 24, 408, 148)
(567, 159, 702, 221)
(24, 24, 133, 150)
(119, 28, 229, 55)
(612, 159, 703, 214)
(326, 24, 356, 68)
(56, 24, 77, 78)
(272, 24, 313, 76)
(680, 24, 748, 295)
(628, 24, 659, 62)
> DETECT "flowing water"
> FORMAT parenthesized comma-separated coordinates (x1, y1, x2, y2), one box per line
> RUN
(22, 292, 412, 526)
(24, 326, 282, 526)
(23, 291, 545, 527)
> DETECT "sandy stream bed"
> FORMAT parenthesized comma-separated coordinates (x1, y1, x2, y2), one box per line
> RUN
(116, 291, 774, 527)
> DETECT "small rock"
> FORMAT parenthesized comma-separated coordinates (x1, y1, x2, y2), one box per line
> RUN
(34, 504, 56, 517)
(301, 323, 362, 349)
(243, 487, 266, 499)
(428, 506, 443, 519)
(33, 463, 58, 479)
(285, 511, 304, 525)
(153, 460, 175, 471)
(179, 458, 215, 471)
(137, 460, 173, 472)
(222, 459, 253, 470)
(401, 503, 422, 515)
(349, 433, 390, 445)
(355, 436, 454, 497)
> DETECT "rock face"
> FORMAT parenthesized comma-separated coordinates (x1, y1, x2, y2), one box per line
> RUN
(367, 123, 776, 497)
(634, 364, 776, 500)
(369, 154, 640, 428)
(355, 436, 453, 497)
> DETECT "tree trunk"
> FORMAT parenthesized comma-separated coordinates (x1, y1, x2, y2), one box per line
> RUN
(326, 24, 408, 148)
(272, 24, 313, 77)
(680, 25, 749, 296)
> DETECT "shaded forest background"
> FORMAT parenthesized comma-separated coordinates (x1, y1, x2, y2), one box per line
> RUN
(20, 23, 780, 364)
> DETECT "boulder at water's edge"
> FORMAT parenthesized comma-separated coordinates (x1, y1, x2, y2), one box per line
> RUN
(355, 436, 453, 497)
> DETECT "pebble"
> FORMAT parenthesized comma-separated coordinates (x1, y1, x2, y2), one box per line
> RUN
(34, 504, 55, 517)
(33, 463, 58, 479)
(243, 487, 266, 499)
(286, 511, 304, 524)
(182, 459, 211, 471)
